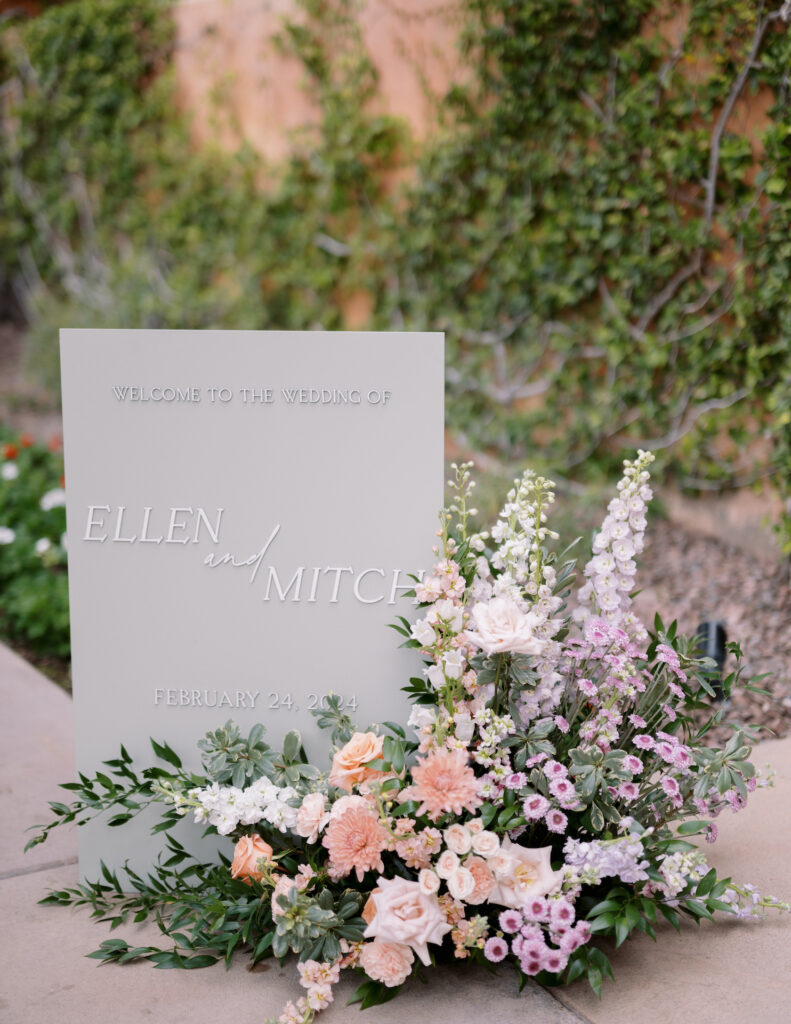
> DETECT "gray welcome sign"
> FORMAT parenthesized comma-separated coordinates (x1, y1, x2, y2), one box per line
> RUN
(60, 329, 444, 877)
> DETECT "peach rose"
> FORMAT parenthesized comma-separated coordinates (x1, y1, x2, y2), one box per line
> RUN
(329, 732, 384, 792)
(230, 834, 273, 883)
(364, 876, 452, 966)
(359, 941, 414, 987)
(487, 838, 563, 909)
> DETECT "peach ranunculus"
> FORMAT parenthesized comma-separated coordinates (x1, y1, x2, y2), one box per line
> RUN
(358, 941, 414, 987)
(487, 838, 562, 909)
(464, 597, 546, 657)
(464, 856, 496, 905)
(364, 876, 452, 966)
(329, 732, 385, 793)
(230, 834, 273, 883)
(295, 792, 330, 844)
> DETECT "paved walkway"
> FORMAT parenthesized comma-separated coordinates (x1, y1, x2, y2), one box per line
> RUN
(1, 641, 789, 1024)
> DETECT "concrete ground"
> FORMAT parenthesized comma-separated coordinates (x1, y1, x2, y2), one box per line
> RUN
(1, 641, 790, 1024)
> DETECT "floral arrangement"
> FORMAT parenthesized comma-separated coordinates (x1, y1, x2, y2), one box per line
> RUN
(0, 426, 69, 657)
(30, 453, 788, 1022)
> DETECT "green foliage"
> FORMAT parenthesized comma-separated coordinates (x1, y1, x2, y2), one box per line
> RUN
(0, 428, 69, 656)
(2, 0, 790, 543)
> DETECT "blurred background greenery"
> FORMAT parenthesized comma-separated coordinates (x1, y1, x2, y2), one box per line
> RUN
(1, 0, 790, 668)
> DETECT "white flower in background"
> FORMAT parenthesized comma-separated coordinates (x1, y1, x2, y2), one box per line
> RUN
(40, 488, 66, 511)
(0, 526, 15, 544)
(60, 533, 68, 551)
(1, 462, 19, 481)
(35, 538, 53, 556)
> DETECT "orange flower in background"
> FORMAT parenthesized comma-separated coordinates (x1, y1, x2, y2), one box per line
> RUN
(230, 834, 273, 883)
(410, 747, 482, 821)
(19, 433, 33, 448)
(48, 435, 62, 452)
(329, 731, 384, 792)
(3, 444, 18, 460)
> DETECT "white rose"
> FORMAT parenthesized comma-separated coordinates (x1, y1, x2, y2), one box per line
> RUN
(435, 849, 459, 879)
(418, 869, 440, 896)
(443, 824, 472, 856)
(466, 818, 484, 835)
(471, 830, 500, 858)
(447, 867, 476, 901)
(464, 597, 546, 657)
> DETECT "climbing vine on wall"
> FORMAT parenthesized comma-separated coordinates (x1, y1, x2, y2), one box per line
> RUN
(1, 0, 790, 548)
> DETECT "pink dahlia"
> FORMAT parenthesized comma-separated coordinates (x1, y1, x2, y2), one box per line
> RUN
(322, 806, 388, 882)
(410, 748, 482, 821)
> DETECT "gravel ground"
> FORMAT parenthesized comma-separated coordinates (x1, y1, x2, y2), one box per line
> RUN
(635, 519, 791, 743)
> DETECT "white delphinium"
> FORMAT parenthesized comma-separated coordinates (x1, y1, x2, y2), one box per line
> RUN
(574, 450, 655, 634)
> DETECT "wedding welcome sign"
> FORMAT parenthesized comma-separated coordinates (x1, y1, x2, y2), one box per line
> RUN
(60, 329, 444, 878)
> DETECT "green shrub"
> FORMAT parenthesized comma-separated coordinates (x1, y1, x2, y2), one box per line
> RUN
(1, 0, 790, 550)
(0, 428, 69, 656)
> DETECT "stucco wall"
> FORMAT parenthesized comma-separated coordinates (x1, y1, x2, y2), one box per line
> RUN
(172, 0, 464, 162)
